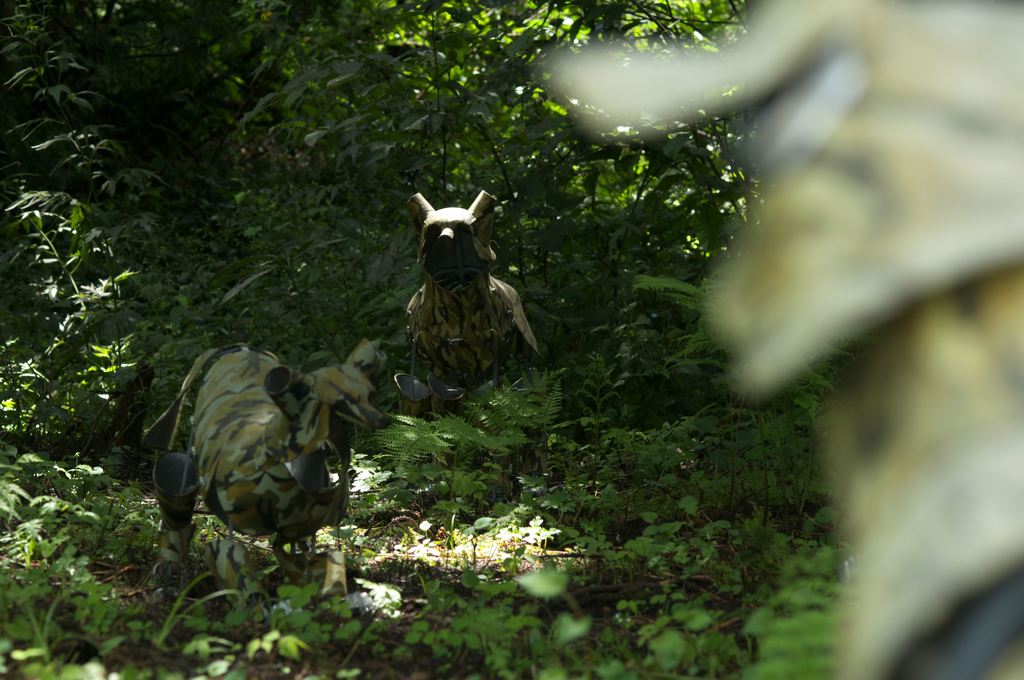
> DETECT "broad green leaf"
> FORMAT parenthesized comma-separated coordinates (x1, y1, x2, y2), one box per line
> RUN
(277, 634, 309, 660)
(473, 516, 495, 531)
(304, 129, 328, 147)
(538, 668, 568, 680)
(552, 612, 592, 644)
(678, 495, 699, 516)
(517, 568, 569, 599)
(649, 629, 687, 671)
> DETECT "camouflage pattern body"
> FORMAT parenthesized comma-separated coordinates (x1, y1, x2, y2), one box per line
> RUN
(146, 340, 387, 604)
(194, 348, 342, 541)
(706, 0, 1024, 393)
(407, 271, 536, 385)
(827, 268, 1024, 679)
(397, 191, 538, 414)
(701, 6, 1024, 677)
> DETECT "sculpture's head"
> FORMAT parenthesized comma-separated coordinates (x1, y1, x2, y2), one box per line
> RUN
(264, 339, 389, 431)
(407, 190, 497, 293)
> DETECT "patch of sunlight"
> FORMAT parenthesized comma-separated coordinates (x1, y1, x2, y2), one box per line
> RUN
(333, 515, 573, 574)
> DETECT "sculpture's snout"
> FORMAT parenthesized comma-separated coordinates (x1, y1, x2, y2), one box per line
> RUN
(424, 224, 487, 292)
(356, 403, 390, 430)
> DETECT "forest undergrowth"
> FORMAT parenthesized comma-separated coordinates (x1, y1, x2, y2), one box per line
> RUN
(0, 367, 842, 679)
(1, 0, 843, 677)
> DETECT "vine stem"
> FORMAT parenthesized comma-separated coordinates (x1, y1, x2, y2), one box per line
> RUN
(33, 214, 80, 296)
(431, 10, 448, 204)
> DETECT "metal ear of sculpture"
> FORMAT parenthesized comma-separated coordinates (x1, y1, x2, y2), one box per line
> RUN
(397, 190, 539, 417)
(468, 189, 494, 217)
(468, 189, 495, 238)
(145, 340, 389, 607)
(407, 193, 435, 246)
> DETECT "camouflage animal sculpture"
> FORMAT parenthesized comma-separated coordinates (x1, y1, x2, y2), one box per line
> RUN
(554, 1, 1024, 678)
(394, 190, 538, 415)
(143, 339, 388, 604)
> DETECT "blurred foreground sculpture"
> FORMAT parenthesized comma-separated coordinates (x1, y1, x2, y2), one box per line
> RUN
(553, 1, 1024, 678)
(395, 190, 538, 415)
(143, 340, 388, 605)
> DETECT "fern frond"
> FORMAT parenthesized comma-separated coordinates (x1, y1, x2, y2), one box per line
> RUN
(372, 415, 451, 468)
(372, 374, 563, 476)
(469, 372, 564, 433)
(632, 274, 701, 309)
(433, 415, 527, 453)
(632, 274, 699, 295)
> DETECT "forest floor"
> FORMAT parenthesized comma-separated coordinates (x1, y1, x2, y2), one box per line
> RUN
(0, 0, 844, 676)
(0, 421, 842, 679)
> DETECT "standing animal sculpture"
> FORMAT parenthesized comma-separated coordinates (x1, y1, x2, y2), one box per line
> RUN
(394, 190, 538, 415)
(143, 339, 388, 604)
(554, 1, 1024, 678)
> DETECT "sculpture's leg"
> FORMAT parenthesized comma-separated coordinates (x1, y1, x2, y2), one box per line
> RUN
(395, 373, 432, 417)
(273, 540, 348, 598)
(428, 373, 465, 415)
(204, 534, 266, 604)
(152, 450, 199, 593)
(396, 337, 433, 416)
(492, 335, 500, 386)
(830, 268, 1024, 679)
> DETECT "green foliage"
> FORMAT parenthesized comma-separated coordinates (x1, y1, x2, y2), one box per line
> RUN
(1, 0, 847, 677)
(517, 567, 569, 599)
(632, 273, 701, 302)
(744, 545, 842, 680)
(375, 376, 559, 465)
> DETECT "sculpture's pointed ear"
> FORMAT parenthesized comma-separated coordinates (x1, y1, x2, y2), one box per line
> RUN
(469, 190, 495, 219)
(407, 193, 434, 241)
(345, 338, 383, 378)
(469, 190, 496, 243)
